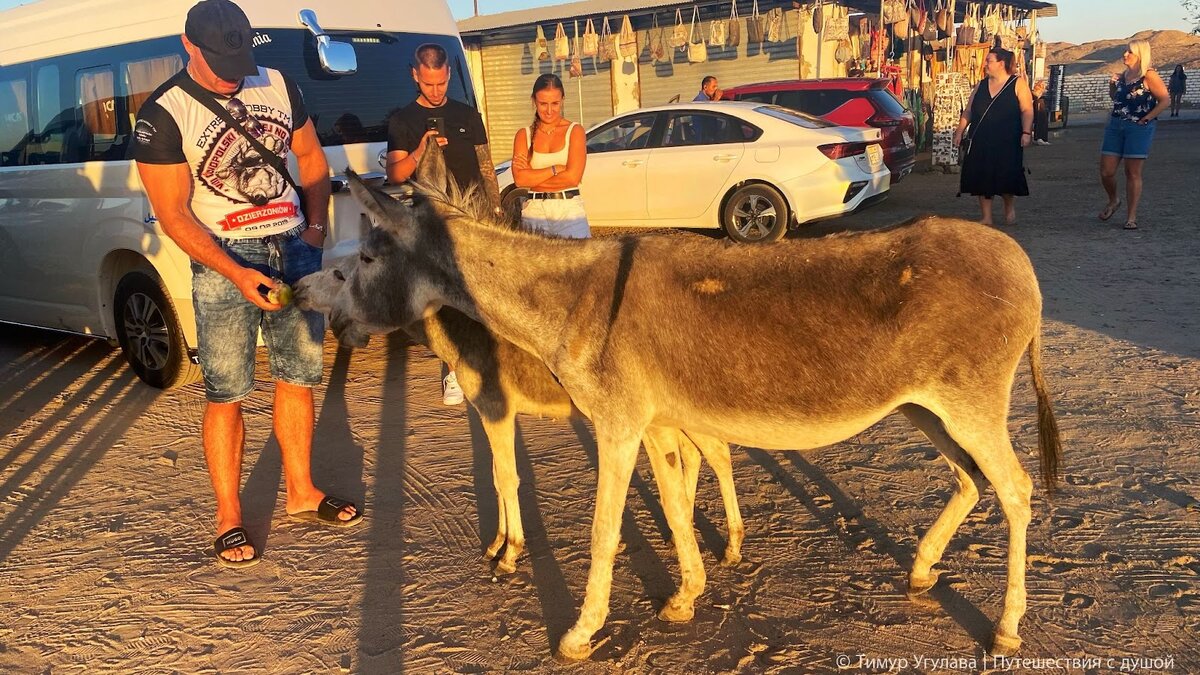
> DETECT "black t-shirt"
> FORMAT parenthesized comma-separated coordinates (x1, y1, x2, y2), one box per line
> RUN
(387, 99, 487, 190)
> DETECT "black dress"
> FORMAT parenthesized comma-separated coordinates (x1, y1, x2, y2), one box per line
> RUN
(960, 76, 1029, 198)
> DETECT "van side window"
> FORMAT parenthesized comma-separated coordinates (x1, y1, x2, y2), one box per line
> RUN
(125, 55, 182, 127)
(31, 65, 63, 164)
(76, 66, 118, 162)
(0, 76, 30, 166)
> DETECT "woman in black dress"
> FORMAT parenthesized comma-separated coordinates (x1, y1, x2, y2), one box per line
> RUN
(953, 48, 1034, 226)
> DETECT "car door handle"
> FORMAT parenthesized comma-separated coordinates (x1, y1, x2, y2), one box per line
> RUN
(712, 153, 739, 162)
(622, 159, 644, 167)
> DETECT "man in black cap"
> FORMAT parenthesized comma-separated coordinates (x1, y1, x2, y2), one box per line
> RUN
(133, 0, 361, 570)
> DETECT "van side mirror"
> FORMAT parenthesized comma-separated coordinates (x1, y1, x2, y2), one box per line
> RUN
(298, 9, 357, 76)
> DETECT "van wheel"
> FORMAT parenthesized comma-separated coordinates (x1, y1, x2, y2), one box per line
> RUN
(722, 184, 789, 243)
(114, 271, 200, 389)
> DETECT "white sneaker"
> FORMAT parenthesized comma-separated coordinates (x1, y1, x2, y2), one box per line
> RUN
(1035, 139, 1050, 146)
(442, 371, 464, 405)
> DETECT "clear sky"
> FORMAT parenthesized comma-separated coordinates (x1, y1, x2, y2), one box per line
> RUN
(0, 0, 1193, 45)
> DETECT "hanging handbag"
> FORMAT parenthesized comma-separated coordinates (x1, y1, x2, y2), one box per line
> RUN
(766, 6, 784, 43)
(534, 24, 550, 61)
(554, 22, 570, 61)
(825, 8, 849, 42)
(598, 16, 616, 61)
(709, 11, 727, 47)
(725, 1, 741, 48)
(569, 22, 583, 77)
(618, 14, 638, 59)
(834, 39, 850, 63)
(582, 18, 598, 57)
(746, 0, 765, 44)
(881, 0, 905, 25)
(649, 14, 667, 62)
(671, 8, 689, 49)
(812, 1, 823, 34)
(688, 6, 709, 63)
(956, 4, 978, 45)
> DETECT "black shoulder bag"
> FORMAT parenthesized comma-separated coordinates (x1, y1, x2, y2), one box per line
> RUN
(176, 75, 307, 219)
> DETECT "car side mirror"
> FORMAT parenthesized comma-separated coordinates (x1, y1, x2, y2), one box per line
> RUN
(299, 9, 357, 75)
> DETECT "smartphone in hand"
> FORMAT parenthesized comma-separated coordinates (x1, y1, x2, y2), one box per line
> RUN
(426, 116, 445, 136)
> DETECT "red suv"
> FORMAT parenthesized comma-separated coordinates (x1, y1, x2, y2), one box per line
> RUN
(724, 78, 917, 181)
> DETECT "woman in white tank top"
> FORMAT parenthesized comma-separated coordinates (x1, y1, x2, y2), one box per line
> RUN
(510, 74, 590, 238)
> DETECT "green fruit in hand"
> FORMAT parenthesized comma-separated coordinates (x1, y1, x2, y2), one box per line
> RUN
(267, 283, 293, 306)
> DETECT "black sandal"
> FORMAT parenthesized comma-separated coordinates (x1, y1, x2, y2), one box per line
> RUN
(288, 495, 364, 528)
(213, 527, 261, 569)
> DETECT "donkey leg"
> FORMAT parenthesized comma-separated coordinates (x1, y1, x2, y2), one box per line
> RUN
(940, 408, 1034, 656)
(643, 427, 706, 623)
(901, 405, 985, 594)
(556, 434, 642, 662)
(481, 415, 524, 574)
(685, 431, 745, 566)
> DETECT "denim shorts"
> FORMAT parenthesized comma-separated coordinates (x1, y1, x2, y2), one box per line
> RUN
(1101, 117, 1157, 159)
(191, 230, 325, 403)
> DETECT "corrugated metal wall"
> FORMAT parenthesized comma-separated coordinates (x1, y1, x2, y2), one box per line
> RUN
(638, 9, 806, 106)
(480, 32, 613, 164)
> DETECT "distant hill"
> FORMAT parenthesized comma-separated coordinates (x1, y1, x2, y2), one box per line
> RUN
(1046, 30, 1200, 76)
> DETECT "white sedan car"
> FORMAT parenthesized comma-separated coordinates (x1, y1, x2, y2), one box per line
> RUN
(497, 101, 890, 243)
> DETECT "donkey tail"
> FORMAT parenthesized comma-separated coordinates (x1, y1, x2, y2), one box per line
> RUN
(1027, 329, 1062, 494)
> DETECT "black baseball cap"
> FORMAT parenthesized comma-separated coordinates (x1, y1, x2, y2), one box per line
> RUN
(184, 0, 258, 81)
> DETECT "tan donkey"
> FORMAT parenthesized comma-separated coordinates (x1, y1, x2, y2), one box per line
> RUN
(312, 171, 1061, 661)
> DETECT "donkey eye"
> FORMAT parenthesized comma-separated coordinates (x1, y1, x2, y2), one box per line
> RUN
(359, 253, 374, 264)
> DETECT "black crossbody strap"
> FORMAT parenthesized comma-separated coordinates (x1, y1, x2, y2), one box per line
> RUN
(176, 74, 301, 193)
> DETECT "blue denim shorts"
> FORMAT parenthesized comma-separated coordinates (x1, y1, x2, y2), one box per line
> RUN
(191, 229, 325, 403)
(1101, 117, 1157, 159)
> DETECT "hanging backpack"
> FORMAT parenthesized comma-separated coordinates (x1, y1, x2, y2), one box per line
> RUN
(671, 8, 689, 49)
(688, 6, 709, 63)
(534, 24, 549, 61)
(726, 0, 741, 48)
(766, 6, 784, 43)
(746, 0, 765, 44)
(598, 16, 616, 61)
(582, 18, 598, 57)
(554, 22, 570, 61)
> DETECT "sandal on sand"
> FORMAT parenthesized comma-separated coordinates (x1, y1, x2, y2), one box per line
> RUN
(289, 495, 364, 528)
(214, 527, 261, 569)
(1099, 200, 1122, 221)
(1123, 221, 1139, 230)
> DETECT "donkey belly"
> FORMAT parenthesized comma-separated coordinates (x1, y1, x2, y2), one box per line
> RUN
(654, 400, 903, 452)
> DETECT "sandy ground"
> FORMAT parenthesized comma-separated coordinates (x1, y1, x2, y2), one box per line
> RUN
(1, 116, 1198, 674)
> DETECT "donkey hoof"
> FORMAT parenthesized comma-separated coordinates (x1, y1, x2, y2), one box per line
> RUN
(990, 632, 1022, 657)
(554, 632, 604, 662)
(907, 572, 938, 597)
(720, 550, 743, 567)
(494, 558, 518, 575)
(658, 599, 695, 623)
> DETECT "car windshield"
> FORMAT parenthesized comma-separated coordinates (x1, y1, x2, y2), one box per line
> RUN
(752, 105, 835, 129)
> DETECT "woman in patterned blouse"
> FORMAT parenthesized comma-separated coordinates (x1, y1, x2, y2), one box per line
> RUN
(1098, 39, 1170, 230)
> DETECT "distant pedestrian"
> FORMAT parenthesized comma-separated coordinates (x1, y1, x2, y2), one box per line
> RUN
(1031, 79, 1051, 145)
(693, 76, 722, 102)
(953, 48, 1033, 227)
(1168, 65, 1187, 118)
(1098, 39, 1170, 230)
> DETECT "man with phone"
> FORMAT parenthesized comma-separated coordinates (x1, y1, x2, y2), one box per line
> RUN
(386, 42, 501, 405)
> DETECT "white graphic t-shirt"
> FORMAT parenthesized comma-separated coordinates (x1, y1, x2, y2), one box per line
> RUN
(132, 67, 308, 238)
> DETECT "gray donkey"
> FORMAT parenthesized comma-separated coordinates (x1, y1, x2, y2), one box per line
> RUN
(296, 148, 744, 575)
(309, 171, 1061, 661)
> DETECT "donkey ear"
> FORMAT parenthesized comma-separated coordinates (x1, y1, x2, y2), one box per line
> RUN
(345, 169, 410, 232)
(414, 139, 450, 193)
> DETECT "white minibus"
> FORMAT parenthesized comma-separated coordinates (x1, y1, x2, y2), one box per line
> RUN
(0, 0, 474, 387)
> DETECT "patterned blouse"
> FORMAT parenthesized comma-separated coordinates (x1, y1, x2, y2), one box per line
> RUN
(1111, 74, 1158, 122)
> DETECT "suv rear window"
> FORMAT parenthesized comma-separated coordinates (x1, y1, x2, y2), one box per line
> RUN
(774, 90, 855, 117)
(867, 89, 909, 117)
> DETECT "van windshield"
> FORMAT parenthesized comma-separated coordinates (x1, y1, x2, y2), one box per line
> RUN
(252, 30, 475, 146)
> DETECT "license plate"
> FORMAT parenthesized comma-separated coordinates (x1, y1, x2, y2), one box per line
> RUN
(902, 130, 913, 147)
(866, 143, 883, 169)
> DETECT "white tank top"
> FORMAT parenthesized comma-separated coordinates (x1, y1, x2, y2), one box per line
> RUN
(527, 122, 577, 170)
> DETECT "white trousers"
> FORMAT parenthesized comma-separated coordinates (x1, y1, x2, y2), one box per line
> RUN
(521, 195, 591, 239)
